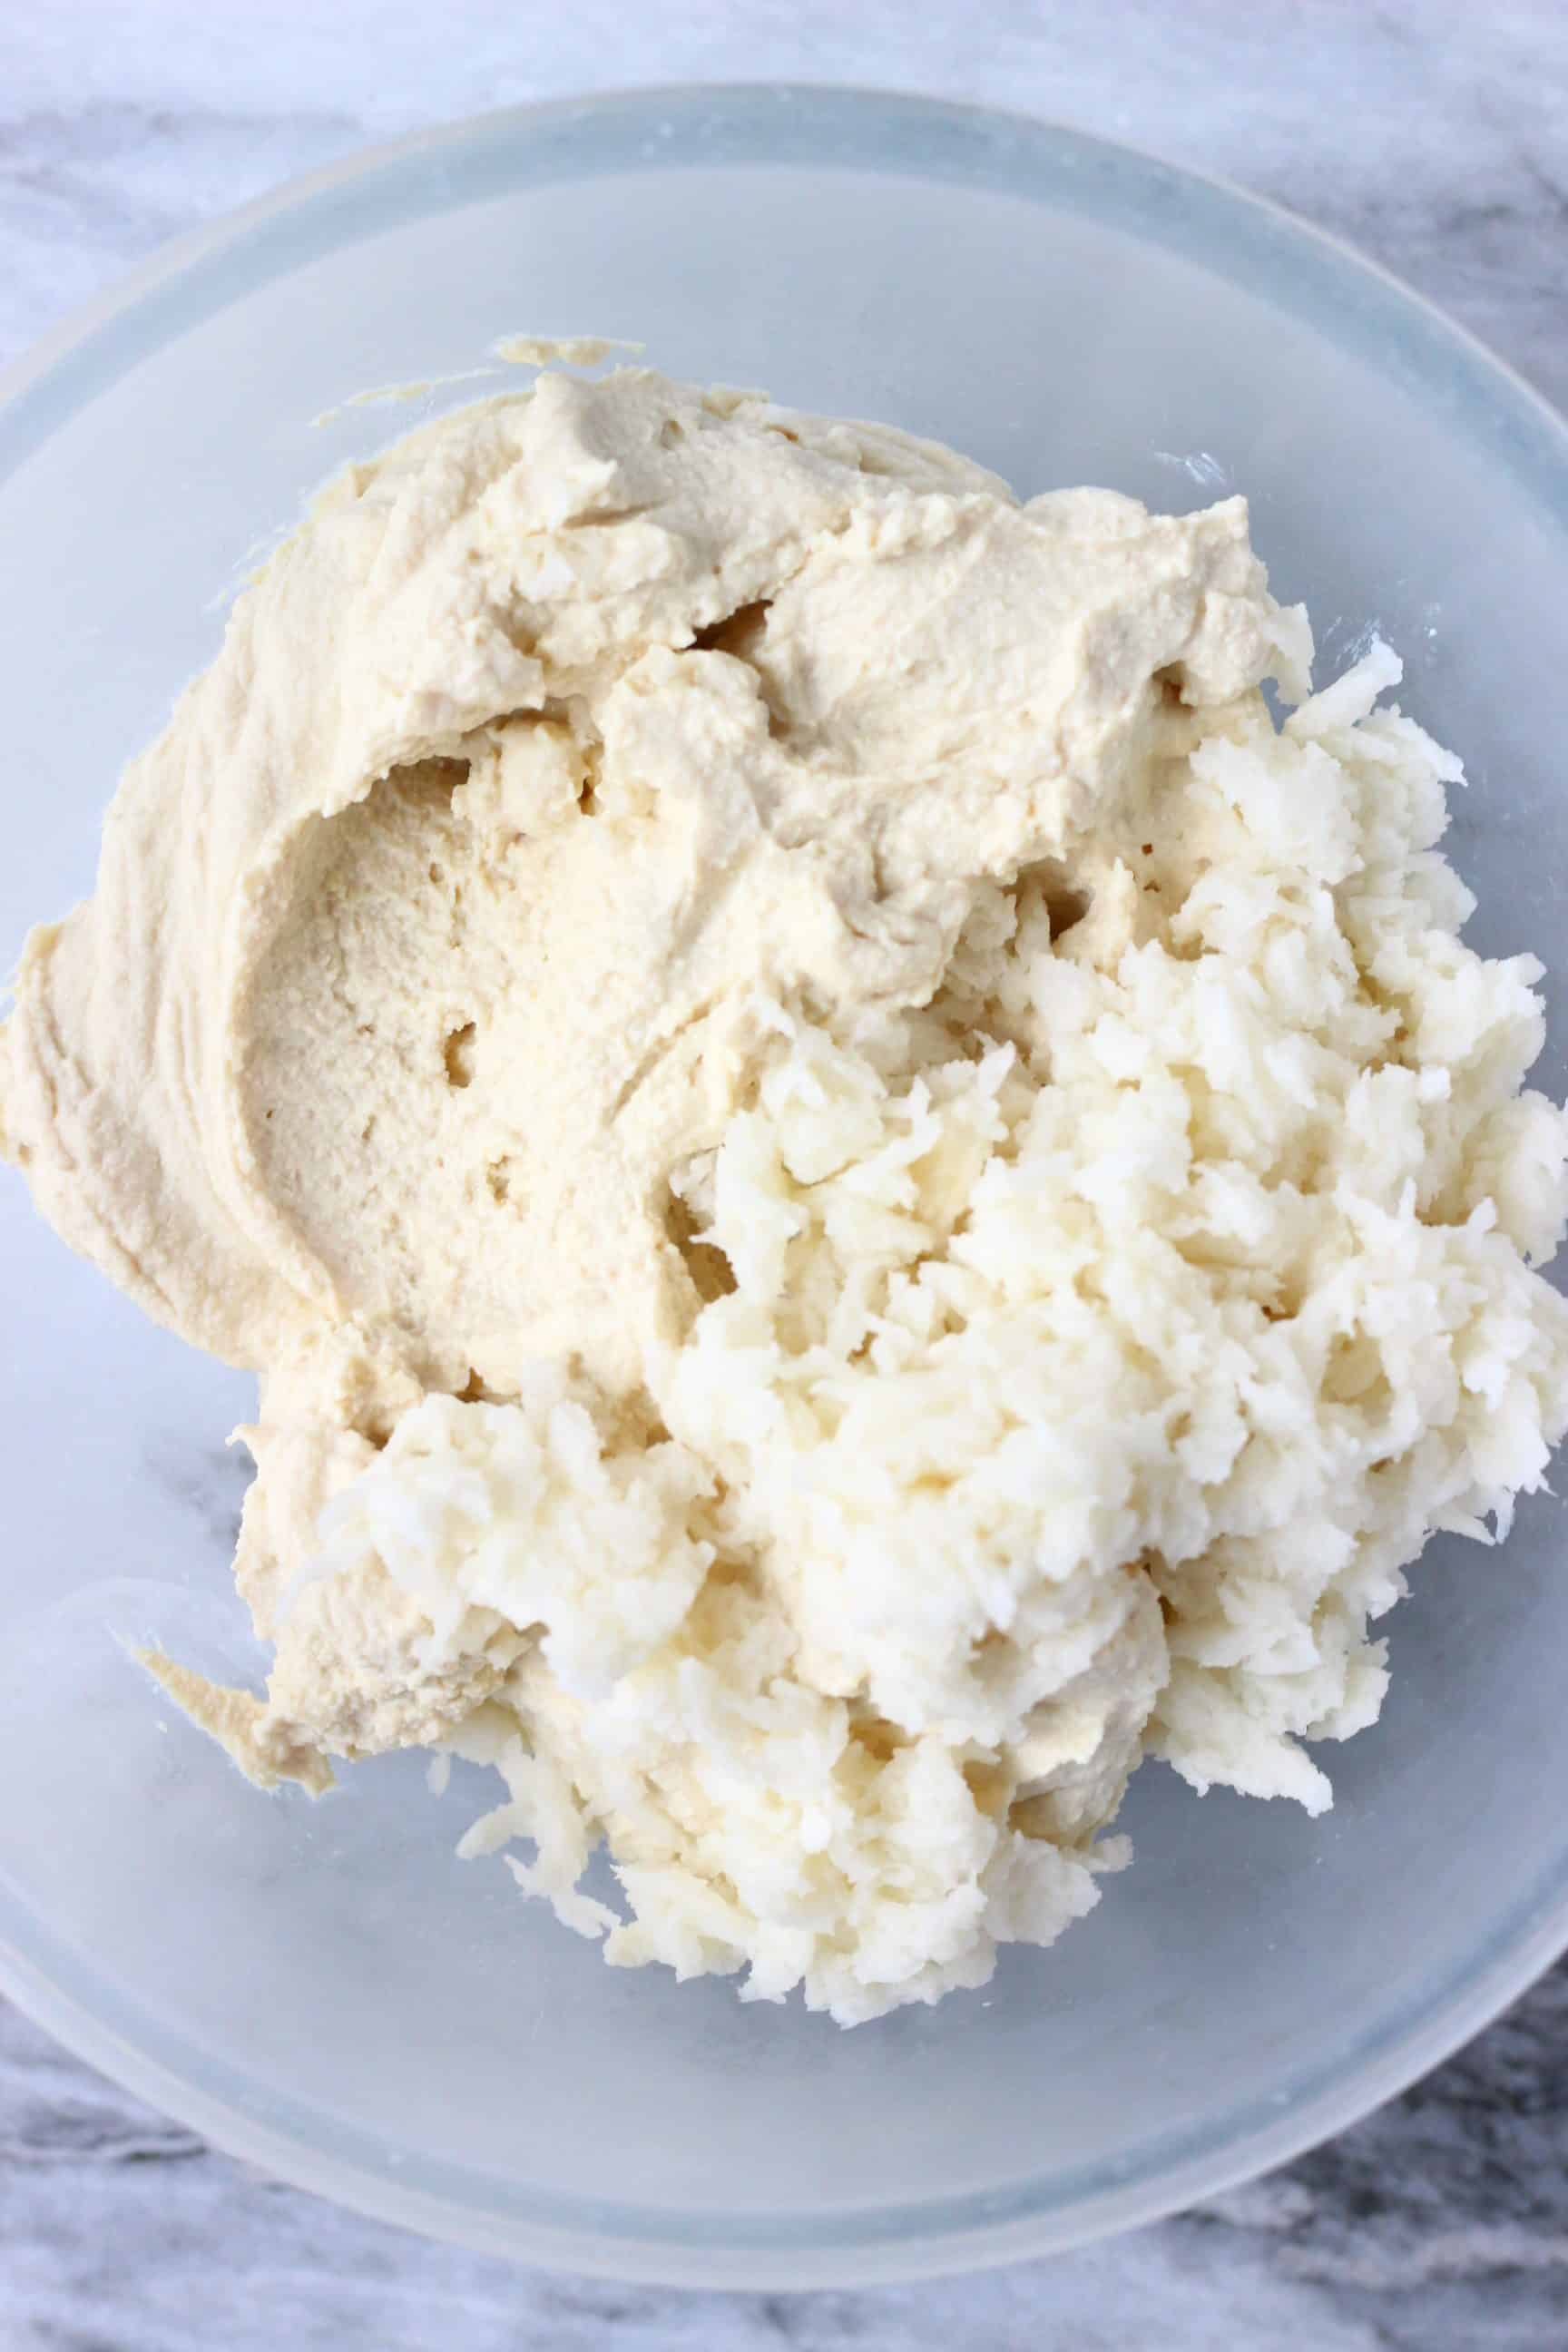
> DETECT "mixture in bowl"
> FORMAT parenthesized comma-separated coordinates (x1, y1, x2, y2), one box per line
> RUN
(5, 356, 1566, 2024)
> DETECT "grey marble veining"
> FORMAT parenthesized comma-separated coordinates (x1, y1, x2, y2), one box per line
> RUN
(2, 5, 1567, 2347)
(4, 1961, 1567, 2350)
(4, 2, 1567, 411)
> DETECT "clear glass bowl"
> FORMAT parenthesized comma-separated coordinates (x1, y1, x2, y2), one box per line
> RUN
(2, 86, 1566, 2288)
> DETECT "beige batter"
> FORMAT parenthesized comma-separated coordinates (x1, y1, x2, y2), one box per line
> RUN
(0, 364, 1283, 1759)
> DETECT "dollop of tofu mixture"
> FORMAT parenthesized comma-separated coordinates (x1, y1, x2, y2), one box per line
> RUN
(5, 361, 1566, 2023)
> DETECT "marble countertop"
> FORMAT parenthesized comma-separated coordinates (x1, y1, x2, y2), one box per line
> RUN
(3, 4, 1567, 2346)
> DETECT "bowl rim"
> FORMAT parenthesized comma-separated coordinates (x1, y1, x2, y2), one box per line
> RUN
(3, 79, 1568, 2289)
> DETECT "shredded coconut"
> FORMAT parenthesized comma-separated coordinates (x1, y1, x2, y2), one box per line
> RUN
(311, 646, 1568, 2021)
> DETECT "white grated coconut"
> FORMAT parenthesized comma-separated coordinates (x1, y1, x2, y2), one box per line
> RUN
(305, 643, 1568, 2022)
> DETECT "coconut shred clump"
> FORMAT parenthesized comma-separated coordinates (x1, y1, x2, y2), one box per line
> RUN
(4, 361, 1566, 2024)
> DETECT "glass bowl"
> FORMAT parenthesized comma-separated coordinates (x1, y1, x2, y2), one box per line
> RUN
(2, 86, 1566, 2288)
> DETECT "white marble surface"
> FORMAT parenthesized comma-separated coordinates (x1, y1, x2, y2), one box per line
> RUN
(3, 3, 1568, 2345)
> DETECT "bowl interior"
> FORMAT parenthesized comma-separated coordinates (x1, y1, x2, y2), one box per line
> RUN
(1, 90, 1566, 2285)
